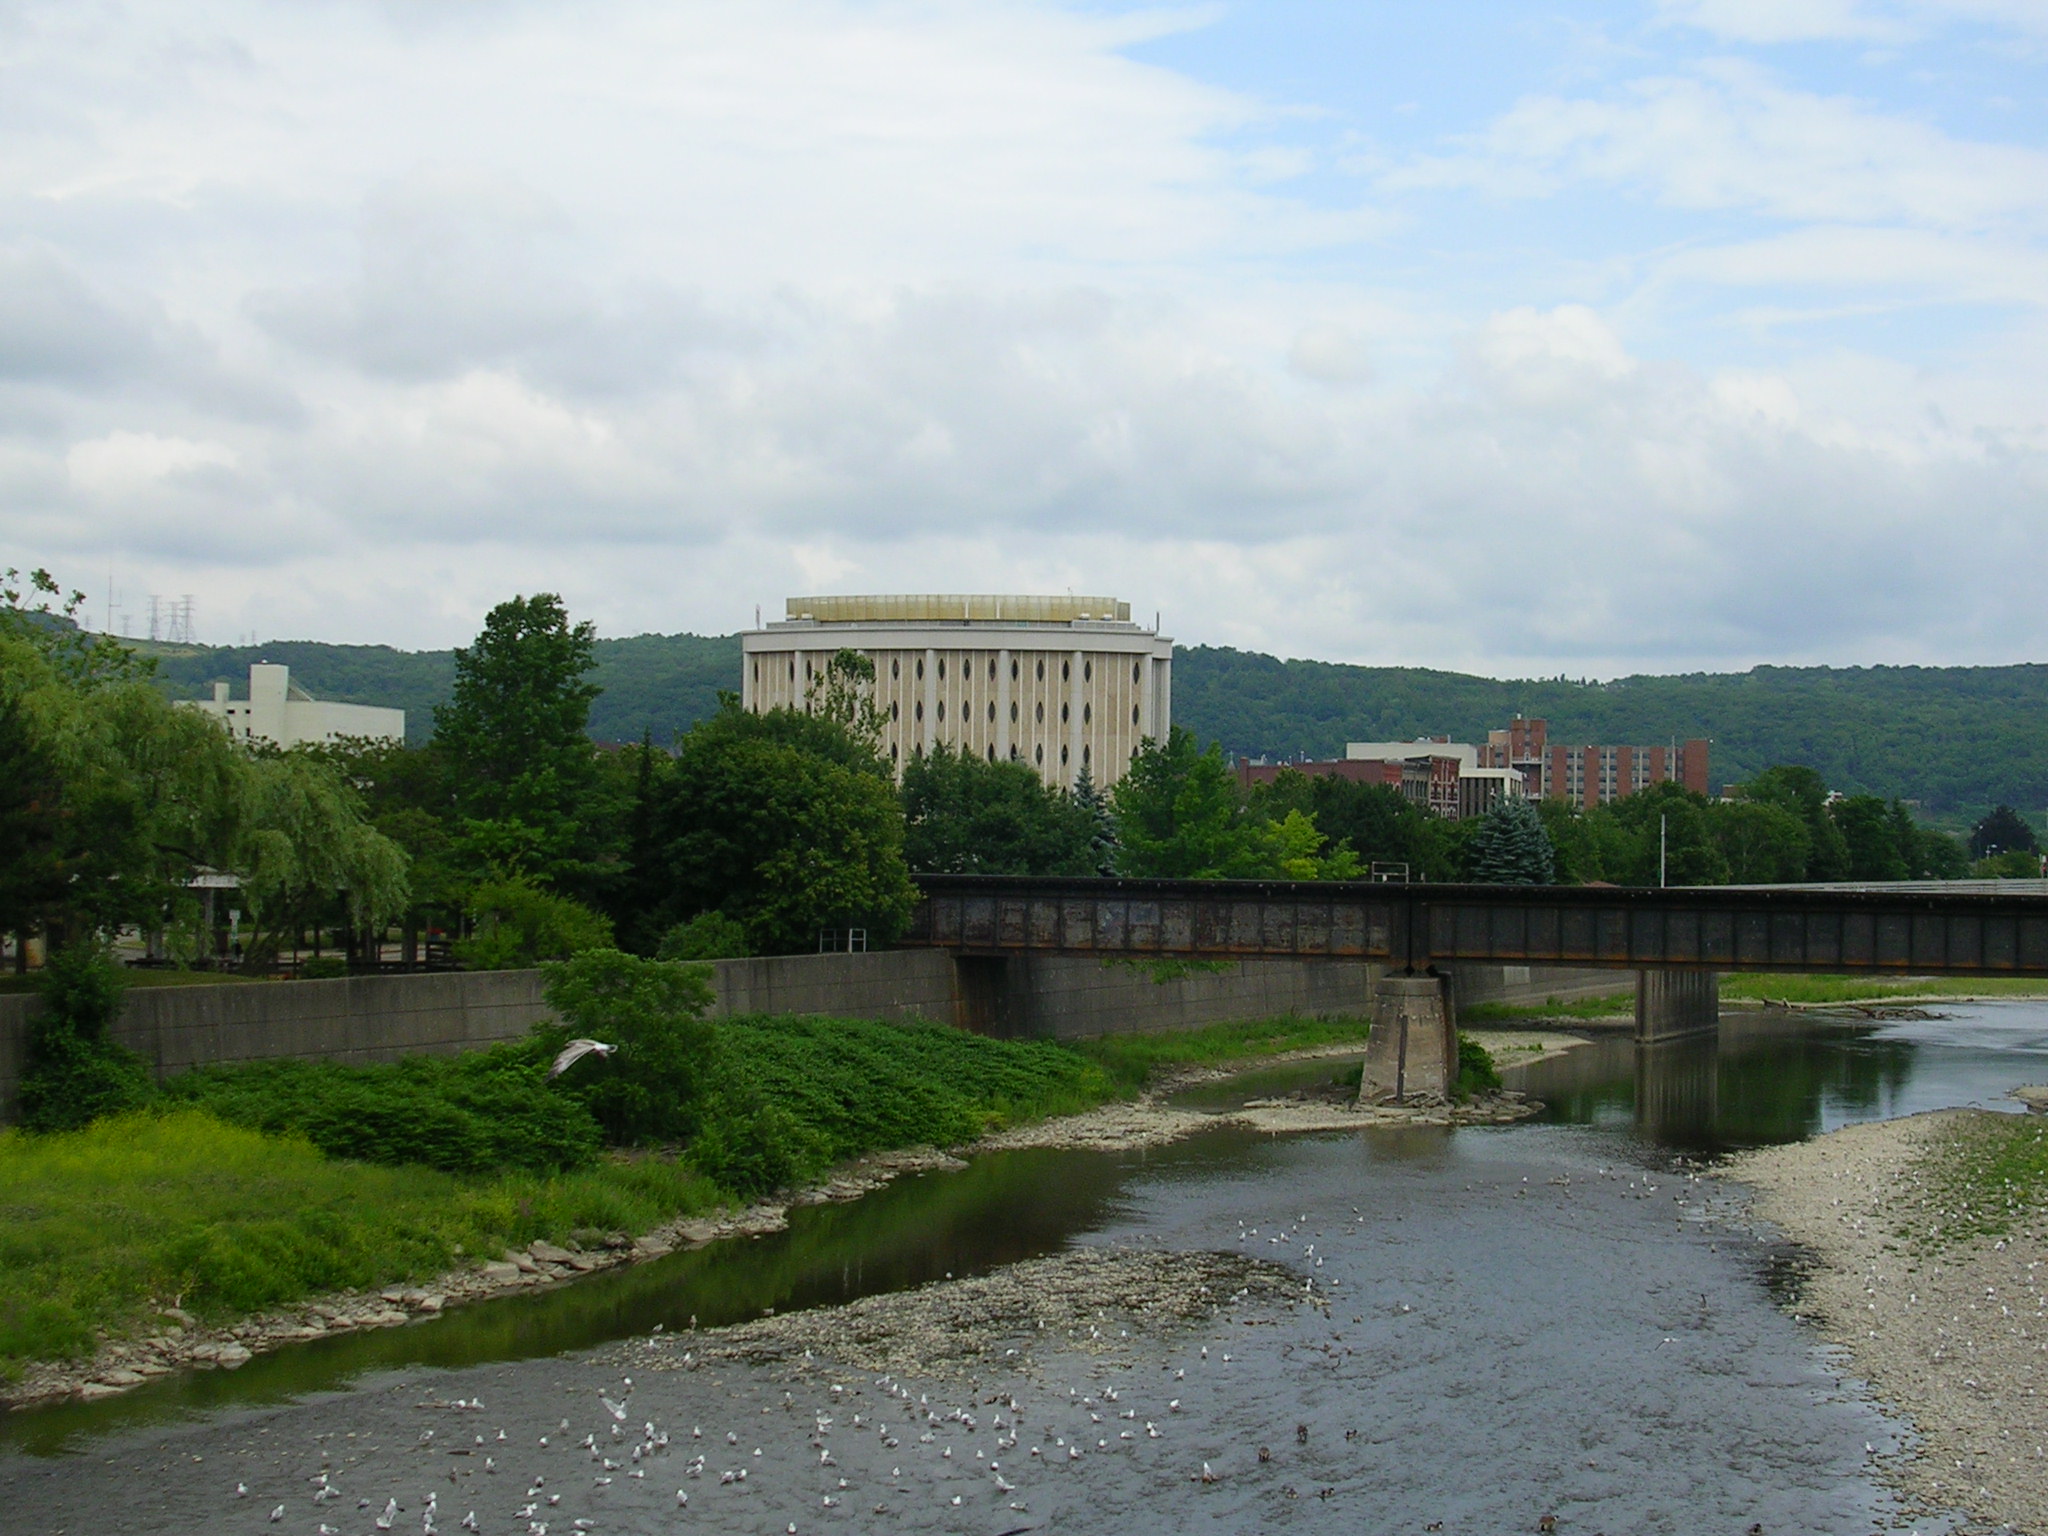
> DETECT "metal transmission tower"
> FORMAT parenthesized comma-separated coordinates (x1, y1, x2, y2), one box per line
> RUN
(144, 594, 198, 644)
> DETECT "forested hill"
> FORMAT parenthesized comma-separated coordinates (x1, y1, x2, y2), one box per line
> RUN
(143, 633, 2048, 819)
(143, 633, 741, 748)
(1174, 646, 2048, 818)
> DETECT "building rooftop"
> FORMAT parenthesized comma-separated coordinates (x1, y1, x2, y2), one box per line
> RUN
(782, 594, 1133, 625)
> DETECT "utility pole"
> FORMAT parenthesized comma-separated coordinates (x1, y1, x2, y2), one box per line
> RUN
(1660, 813, 1668, 889)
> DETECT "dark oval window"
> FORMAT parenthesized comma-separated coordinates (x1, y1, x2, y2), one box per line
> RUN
(1011, 659, 1020, 681)
(788, 660, 796, 681)
(1035, 743, 1044, 765)
(937, 700, 946, 722)
(1132, 704, 1140, 725)
(1036, 702, 1044, 723)
(1010, 701, 1019, 722)
(1083, 702, 1092, 724)
(937, 657, 946, 680)
(1061, 660, 1070, 682)
(1083, 743, 1091, 766)
(891, 701, 900, 721)
(890, 743, 899, 761)
(988, 658, 996, 680)
(1060, 744, 1069, 765)
(986, 743, 995, 762)
(891, 658, 900, 679)
(915, 701, 924, 721)
(1060, 702, 1069, 723)
(987, 701, 996, 722)
(1084, 661, 1092, 682)
(916, 657, 925, 680)
(1036, 659, 1045, 681)
(1132, 661, 1141, 683)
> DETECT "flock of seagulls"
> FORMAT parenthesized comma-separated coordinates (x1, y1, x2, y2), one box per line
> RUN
(224, 1329, 1306, 1535)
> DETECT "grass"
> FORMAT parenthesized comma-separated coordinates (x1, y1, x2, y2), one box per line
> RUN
(1720, 974, 2048, 1005)
(0, 1008, 1377, 1377)
(1065, 1013, 1374, 1092)
(0, 1109, 720, 1378)
(721, 1014, 1117, 1170)
(1462, 994, 1635, 1024)
(1904, 1114, 2048, 1253)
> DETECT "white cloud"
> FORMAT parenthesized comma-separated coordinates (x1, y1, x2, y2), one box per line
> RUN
(0, 1, 2045, 678)
(1389, 62, 2048, 232)
(1657, 0, 2048, 43)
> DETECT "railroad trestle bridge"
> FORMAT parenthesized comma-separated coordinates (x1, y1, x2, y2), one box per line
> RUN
(905, 876, 2048, 1100)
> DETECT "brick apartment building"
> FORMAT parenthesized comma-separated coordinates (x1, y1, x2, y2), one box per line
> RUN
(1478, 716, 1709, 807)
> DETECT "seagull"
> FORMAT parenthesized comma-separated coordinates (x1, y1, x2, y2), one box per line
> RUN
(549, 1040, 618, 1078)
(376, 1498, 398, 1530)
(270, 1505, 286, 1523)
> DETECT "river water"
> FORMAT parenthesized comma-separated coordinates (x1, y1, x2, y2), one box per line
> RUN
(8, 1004, 2048, 1534)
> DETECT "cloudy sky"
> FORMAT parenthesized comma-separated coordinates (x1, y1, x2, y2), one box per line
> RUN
(4, 1, 2044, 675)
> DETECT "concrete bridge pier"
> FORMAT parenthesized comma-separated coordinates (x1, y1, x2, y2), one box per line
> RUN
(1360, 971, 1457, 1103)
(1636, 968, 1720, 1043)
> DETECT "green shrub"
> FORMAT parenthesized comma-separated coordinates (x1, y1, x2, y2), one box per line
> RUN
(1454, 1034, 1502, 1100)
(298, 956, 349, 979)
(17, 944, 153, 1133)
(537, 949, 718, 1145)
(160, 1045, 601, 1175)
(657, 912, 751, 961)
(455, 876, 615, 969)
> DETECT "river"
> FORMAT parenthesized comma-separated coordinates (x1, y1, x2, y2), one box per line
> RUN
(8, 1003, 2046, 1533)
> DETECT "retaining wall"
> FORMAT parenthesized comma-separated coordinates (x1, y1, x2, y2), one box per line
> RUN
(0, 953, 1628, 1122)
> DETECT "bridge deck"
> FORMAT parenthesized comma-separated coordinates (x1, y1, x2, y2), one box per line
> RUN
(905, 876, 2048, 977)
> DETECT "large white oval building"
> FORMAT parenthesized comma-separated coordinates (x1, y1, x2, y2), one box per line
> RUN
(741, 594, 1174, 789)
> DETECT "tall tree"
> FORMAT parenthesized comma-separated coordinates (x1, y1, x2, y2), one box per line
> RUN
(433, 594, 601, 885)
(649, 700, 915, 954)
(1068, 762, 1119, 876)
(1735, 766, 1850, 881)
(1110, 728, 1275, 879)
(1467, 796, 1555, 884)
(1971, 804, 2041, 860)
(901, 744, 1095, 876)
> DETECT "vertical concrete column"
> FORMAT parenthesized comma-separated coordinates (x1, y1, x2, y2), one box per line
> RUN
(1359, 973, 1457, 1103)
(997, 647, 1012, 761)
(1636, 968, 1720, 1042)
(1068, 647, 1085, 787)
(923, 647, 938, 756)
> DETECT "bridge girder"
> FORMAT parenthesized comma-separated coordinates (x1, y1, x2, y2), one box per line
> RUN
(906, 876, 2048, 978)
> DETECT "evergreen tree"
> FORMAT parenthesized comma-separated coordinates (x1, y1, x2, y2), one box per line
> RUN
(1069, 761, 1119, 875)
(1971, 804, 2041, 860)
(1467, 796, 1555, 884)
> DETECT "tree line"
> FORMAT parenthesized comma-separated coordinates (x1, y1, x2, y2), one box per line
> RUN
(10, 581, 2039, 985)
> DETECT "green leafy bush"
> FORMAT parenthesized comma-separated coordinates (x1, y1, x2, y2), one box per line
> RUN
(160, 1044, 601, 1174)
(536, 949, 718, 1145)
(657, 911, 751, 961)
(1455, 1033, 1502, 1100)
(455, 875, 615, 969)
(17, 944, 153, 1132)
(298, 956, 349, 979)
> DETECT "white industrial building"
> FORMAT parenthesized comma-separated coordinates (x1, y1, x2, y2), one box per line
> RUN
(741, 595, 1173, 789)
(185, 662, 405, 749)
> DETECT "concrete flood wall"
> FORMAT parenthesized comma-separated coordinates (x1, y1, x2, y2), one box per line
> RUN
(0, 952, 1629, 1122)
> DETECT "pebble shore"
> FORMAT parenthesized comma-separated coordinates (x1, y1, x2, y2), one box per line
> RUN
(1728, 1107, 2048, 1534)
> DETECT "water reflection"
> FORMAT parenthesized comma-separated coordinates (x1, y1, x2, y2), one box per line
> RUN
(1517, 1006, 2025, 1155)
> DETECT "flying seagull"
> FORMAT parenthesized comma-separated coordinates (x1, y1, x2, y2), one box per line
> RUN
(548, 1039, 618, 1078)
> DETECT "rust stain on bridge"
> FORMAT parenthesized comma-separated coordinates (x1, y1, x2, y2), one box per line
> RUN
(905, 876, 2048, 977)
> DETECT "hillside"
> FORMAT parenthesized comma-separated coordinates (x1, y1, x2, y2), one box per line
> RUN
(144, 634, 2048, 819)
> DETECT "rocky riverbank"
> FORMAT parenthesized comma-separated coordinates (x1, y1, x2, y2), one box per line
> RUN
(1726, 1108, 2048, 1534)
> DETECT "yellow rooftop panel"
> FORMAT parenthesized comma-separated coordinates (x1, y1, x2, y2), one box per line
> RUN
(785, 595, 1131, 623)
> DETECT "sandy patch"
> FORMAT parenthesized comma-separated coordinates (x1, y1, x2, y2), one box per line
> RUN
(1727, 1108, 2048, 1533)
